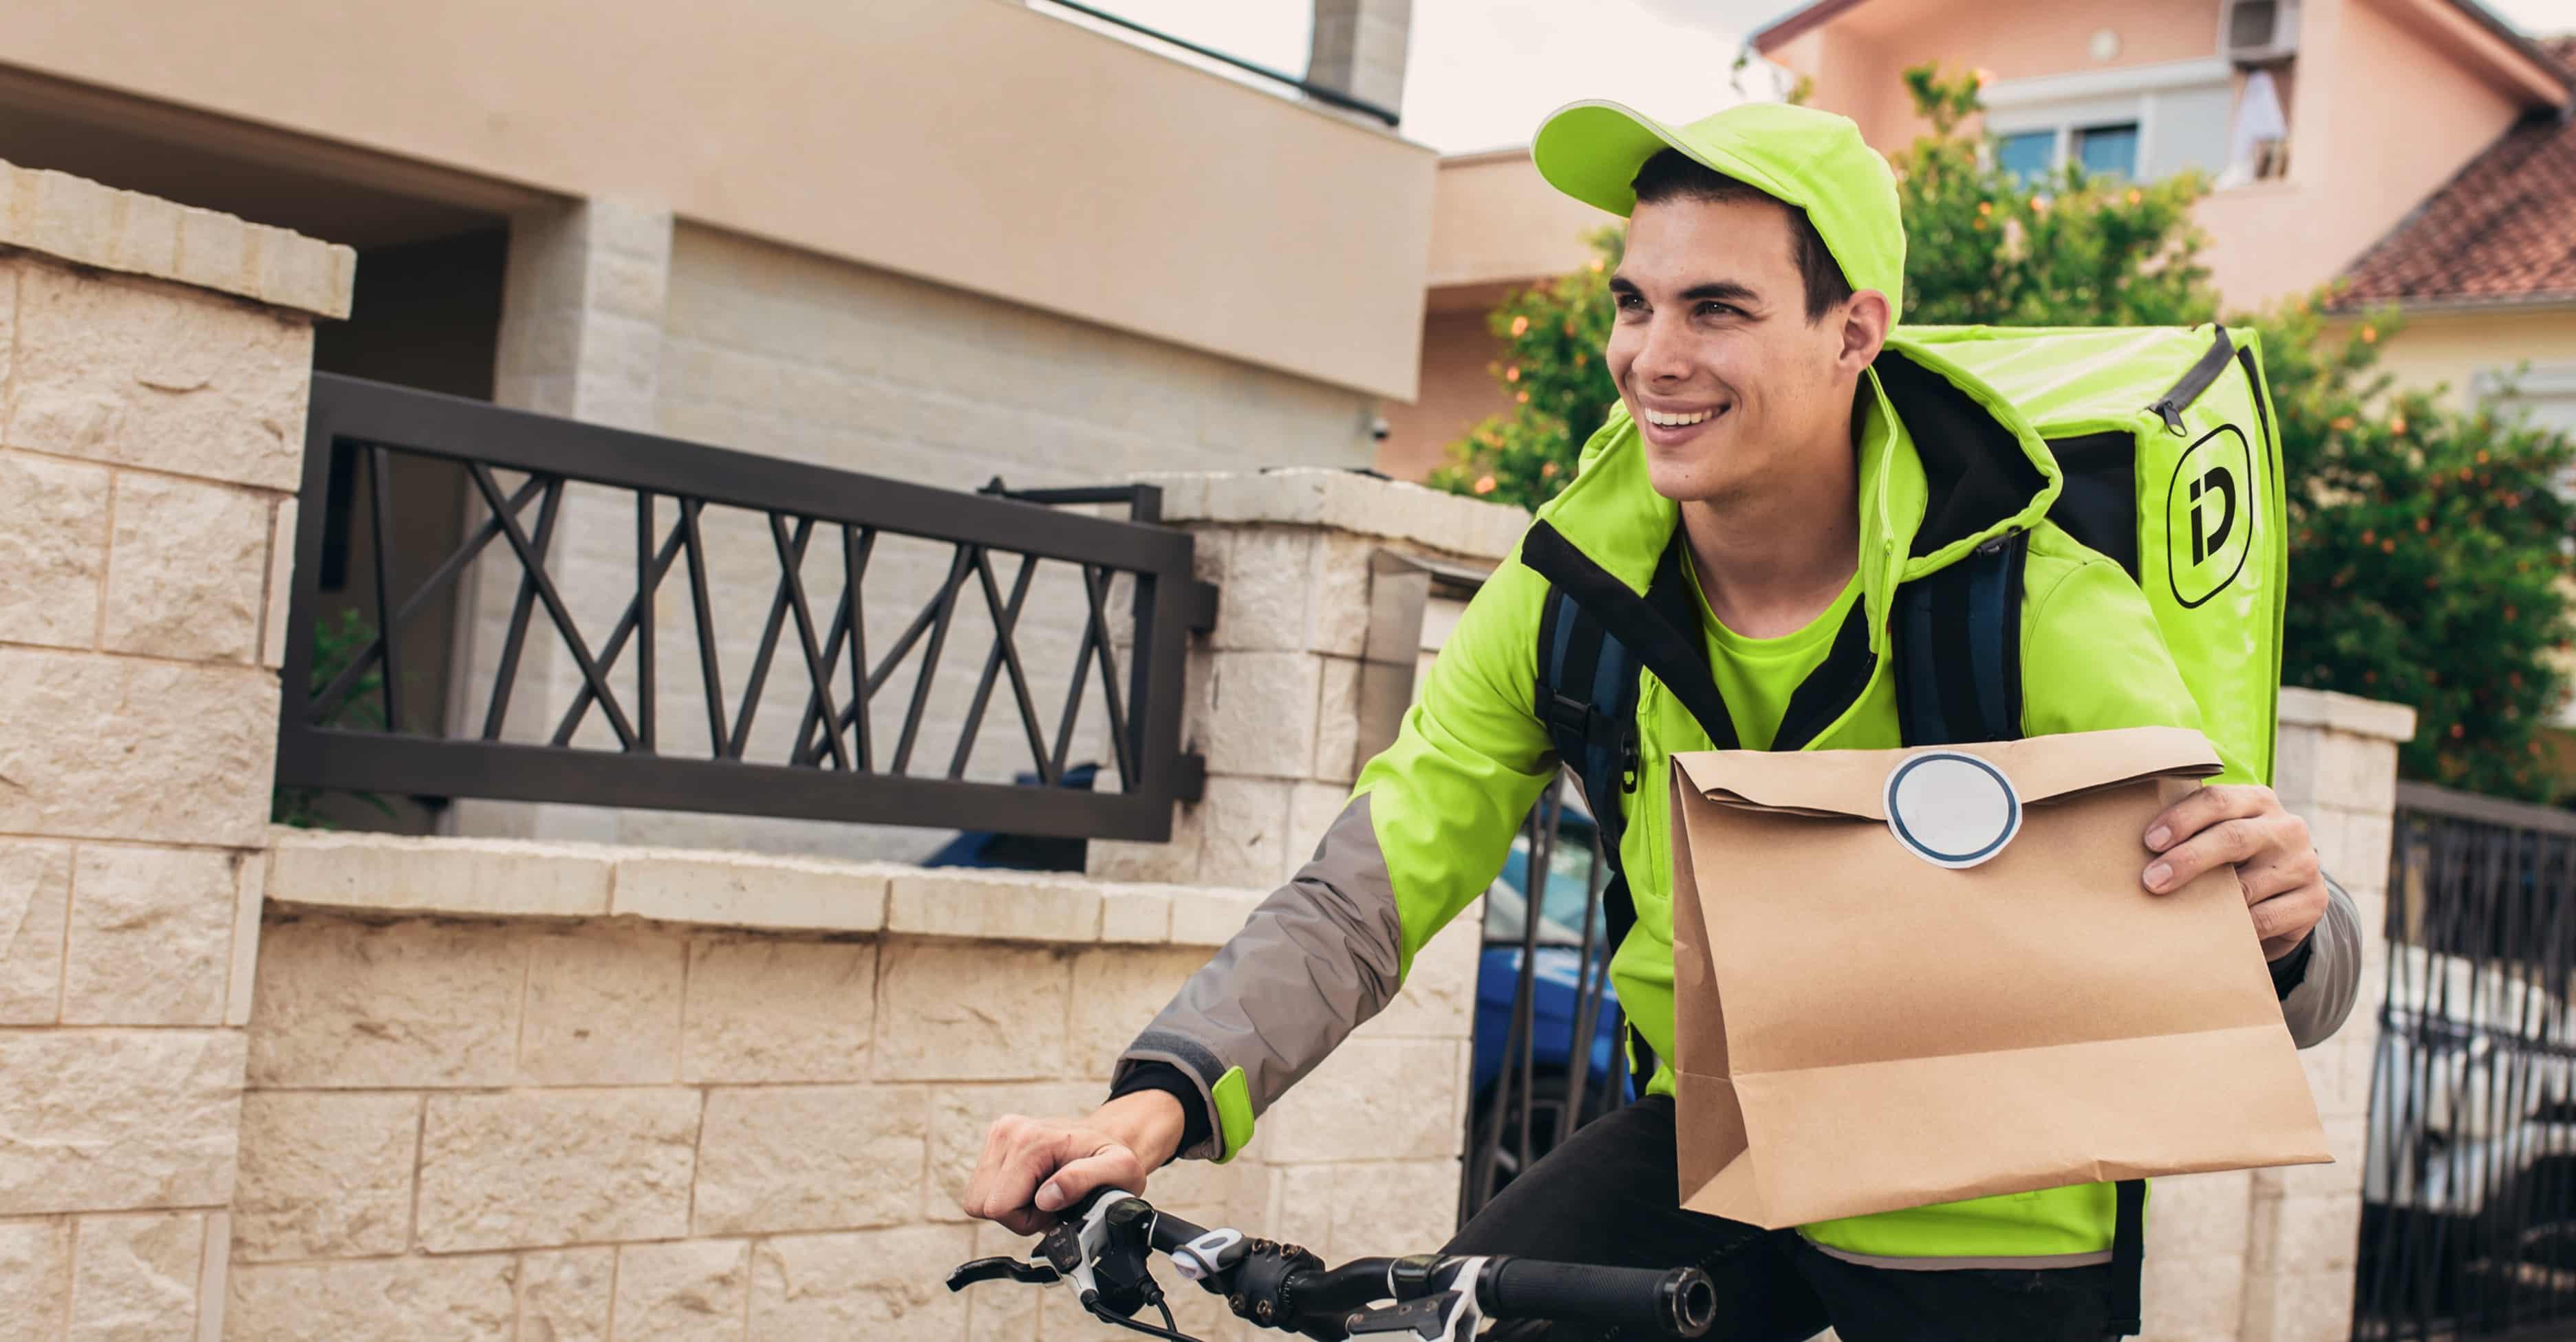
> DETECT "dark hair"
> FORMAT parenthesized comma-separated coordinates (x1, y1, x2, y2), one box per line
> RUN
(1630, 149, 1854, 323)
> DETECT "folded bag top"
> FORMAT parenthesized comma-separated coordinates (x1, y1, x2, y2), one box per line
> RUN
(1665, 726, 2326, 1231)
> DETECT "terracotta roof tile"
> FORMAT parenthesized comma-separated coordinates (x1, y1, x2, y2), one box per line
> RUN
(2334, 52, 2576, 310)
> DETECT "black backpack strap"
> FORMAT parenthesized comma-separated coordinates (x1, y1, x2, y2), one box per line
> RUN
(2107, 1178, 2147, 1336)
(1525, 522, 1730, 1087)
(1893, 531, 2028, 747)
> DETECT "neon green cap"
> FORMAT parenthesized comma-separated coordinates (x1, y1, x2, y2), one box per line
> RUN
(1530, 100, 1906, 321)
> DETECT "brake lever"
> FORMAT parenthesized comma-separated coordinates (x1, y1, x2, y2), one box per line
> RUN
(945, 1255, 1064, 1290)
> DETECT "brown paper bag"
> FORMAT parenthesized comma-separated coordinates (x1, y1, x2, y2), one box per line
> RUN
(1667, 725, 2329, 1230)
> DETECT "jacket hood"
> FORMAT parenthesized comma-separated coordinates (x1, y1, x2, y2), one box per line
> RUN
(1534, 336, 2064, 660)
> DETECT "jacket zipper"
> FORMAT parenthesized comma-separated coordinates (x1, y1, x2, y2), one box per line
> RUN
(2145, 324, 2236, 436)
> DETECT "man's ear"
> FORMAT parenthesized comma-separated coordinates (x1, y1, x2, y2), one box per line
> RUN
(1838, 290, 1892, 372)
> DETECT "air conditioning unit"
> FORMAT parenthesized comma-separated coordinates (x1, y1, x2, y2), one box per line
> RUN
(2223, 0, 2300, 64)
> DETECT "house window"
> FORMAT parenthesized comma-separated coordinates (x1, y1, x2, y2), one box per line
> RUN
(1997, 131, 2057, 183)
(2075, 123, 2140, 179)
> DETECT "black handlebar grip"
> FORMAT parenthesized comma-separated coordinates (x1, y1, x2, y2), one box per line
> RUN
(1478, 1259, 1717, 1338)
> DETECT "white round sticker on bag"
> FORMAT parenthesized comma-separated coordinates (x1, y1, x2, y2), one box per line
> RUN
(1884, 751, 2022, 869)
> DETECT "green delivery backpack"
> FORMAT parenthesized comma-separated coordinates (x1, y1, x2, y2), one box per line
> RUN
(1903, 321, 2289, 787)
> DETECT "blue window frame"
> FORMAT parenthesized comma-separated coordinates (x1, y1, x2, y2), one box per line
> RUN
(1996, 130, 2056, 184)
(2076, 123, 2140, 180)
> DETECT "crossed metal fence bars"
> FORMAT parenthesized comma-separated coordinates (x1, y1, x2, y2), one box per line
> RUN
(276, 374, 1212, 840)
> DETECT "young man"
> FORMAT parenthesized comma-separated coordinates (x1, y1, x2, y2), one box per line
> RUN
(964, 102, 2361, 1339)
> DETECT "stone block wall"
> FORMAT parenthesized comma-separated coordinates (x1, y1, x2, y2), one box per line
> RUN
(0, 162, 352, 1338)
(227, 834, 1481, 1341)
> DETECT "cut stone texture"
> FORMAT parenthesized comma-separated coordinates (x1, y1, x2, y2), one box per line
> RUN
(517, 929, 685, 1085)
(0, 841, 72, 1023)
(1168, 889, 1263, 946)
(1201, 653, 1322, 780)
(259, 499, 294, 669)
(1211, 526, 1314, 653)
(99, 472, 269, 661)
(885, 871, 1102, 943)
(222, 851, 264, 1029)
(1099, 890, 1172, 944)
(1327, 1160, 1461, 1263)
(266, 833, 612, 919)
(748, 1225, 971, 1337)
(69, 1211, 202, 1342)
(231, 1091, 421, 1261)
(612, 853, 887, 931)
(515, 1248, 612, 1342)
(0, 1217, 72, 1341)
(224, 1256, 515, 1342)
(874, 939, 1070, 1081)
(416, 1088, 700, 1252)
(926, 1082, 1101, 1223)
(8, 261, 313, 491)
(0, 649, 276, 847)
(62, 845, 237, 1026)
(0, 450, 109, 648)
(246, 916, 526, 1088)
(610, 1240, 745, 1342)
(1069, 946, 1215, 1078)
(680, 936, 875, 1084)
(1256, 1038, 1465, 1164)
(1193, 778, 1290, 891)
(0, 1029, 244, 1215)
(692, 1085, 926, 1235)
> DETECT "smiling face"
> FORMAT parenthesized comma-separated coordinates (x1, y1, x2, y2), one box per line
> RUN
(1608, 194, 1880, 506)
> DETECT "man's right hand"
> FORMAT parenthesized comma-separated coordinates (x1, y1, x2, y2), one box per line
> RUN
(960, 1089, 1189, 1236)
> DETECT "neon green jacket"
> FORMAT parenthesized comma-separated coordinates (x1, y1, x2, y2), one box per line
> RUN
(1116, 338, 2360, 1263)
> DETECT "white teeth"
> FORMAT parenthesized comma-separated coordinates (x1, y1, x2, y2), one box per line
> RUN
(1646, 407, 1716, 427)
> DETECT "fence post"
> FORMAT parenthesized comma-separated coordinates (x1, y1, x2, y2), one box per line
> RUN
(2233, 687, 2416, 1342)
(0, 162, 351, 1337)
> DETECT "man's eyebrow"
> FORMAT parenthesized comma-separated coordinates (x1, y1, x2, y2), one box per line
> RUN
(1679, 281, 1761, 305)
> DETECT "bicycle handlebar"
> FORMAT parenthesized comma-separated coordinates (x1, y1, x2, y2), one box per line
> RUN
(945, 1189, 1715, 1340)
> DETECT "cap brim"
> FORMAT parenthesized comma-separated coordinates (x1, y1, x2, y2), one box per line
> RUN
(1532, 99, 1807, 221)
(1531, 101, 1680, 217)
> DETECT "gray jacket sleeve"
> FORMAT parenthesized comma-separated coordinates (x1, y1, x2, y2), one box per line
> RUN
(2280, 871, 2364, 1048)
(1112, 796, 1408, 1162)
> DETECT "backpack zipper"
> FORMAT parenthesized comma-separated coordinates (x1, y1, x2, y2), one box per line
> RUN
(2145, 324, 2236, 436)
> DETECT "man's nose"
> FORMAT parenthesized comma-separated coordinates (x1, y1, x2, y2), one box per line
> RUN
(1635, 314, 1693, 383)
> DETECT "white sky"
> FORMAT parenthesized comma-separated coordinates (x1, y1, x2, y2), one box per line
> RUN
(1069, 0, 2576, 155)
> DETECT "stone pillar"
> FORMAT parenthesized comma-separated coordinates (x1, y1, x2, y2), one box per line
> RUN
(0, 161, 352, 1339)
(1306, 0, 1413, 119)
(2232, 688, 2414, 1342)
(449, 198, 674, 841)
(1086, 469, 1525, 891)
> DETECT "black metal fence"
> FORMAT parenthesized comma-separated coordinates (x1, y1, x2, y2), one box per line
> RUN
(1458, 772, 1635, 1223)
(277, 374, 1213, 840)
(2357, 782, 2576, 1340)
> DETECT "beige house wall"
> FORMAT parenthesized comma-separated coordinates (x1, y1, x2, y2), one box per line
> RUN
(2346, 305, 2576, 409)
(1765, 0, 2561, 313)
(0, 0, 1435, 401)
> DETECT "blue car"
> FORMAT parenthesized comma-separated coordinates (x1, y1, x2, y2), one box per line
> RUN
(1470, 796, 1631, 1185)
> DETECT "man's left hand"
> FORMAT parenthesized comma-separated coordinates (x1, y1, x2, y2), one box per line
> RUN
(2141, 784, 2324, 961)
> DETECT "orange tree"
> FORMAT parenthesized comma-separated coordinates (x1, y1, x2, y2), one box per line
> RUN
(1433, 63, 2576, 798)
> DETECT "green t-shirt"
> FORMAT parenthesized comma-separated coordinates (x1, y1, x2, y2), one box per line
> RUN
(1684, 557, 1864, 752)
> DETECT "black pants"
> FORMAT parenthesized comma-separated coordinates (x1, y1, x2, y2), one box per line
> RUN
(1444, 1096, 2117, 1341)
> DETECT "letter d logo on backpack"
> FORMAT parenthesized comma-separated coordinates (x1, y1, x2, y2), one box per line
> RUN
(2167, 425, 2253, 609)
